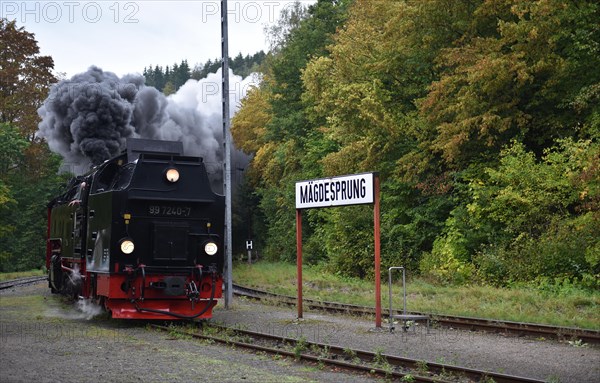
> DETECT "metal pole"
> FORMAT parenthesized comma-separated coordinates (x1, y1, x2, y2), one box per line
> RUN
(402, 266, 407, 315)
(388, 267, 393, 332)
(221, 0, 233, 308)
(374, 174, 381, 327)
(296, 209, 303, 318)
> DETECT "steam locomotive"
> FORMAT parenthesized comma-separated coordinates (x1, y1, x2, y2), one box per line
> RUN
(46, 138, 224, 319)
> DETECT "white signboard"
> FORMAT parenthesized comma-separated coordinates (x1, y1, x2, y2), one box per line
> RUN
(295, 173, 374, 209)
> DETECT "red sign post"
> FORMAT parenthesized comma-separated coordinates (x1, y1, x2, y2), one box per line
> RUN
(296, 209, 303, 318)
(295, 173, 382, 327)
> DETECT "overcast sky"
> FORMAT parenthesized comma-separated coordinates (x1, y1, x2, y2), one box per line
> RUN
(2, 1, 314, 78)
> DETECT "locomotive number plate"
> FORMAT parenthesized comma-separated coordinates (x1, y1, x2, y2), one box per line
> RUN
(149, 205, 192, 217)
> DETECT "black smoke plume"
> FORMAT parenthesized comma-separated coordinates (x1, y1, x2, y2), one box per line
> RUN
(37, 66, 254, 189)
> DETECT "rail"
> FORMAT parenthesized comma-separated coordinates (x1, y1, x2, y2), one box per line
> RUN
(232, 283, 600, 345)
(153, 323, 544, 383)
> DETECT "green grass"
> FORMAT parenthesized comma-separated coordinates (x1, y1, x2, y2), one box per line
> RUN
(0, 269, 45, 281)
(233, 262, 600, 330)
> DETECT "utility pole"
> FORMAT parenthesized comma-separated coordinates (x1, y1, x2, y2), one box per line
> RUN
(221, 0, 233, 308)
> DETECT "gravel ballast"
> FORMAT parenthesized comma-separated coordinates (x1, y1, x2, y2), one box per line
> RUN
(212, 298, 599, 382)
(0, 283, 377, 383)
(1, 282, 598, 382)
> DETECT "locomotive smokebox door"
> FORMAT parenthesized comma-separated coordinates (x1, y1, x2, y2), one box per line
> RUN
(153, 222, 189, 261)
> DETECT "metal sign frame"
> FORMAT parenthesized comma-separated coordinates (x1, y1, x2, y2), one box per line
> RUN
(295, 172, 375, 209)
(295, 172, 382, 327)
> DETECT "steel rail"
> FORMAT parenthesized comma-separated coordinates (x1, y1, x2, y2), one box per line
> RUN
(0, 276, 47, 290)
(152, 323, 544, 383)
(232, 283, 600, 345)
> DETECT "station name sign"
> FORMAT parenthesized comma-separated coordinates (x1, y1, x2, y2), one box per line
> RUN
(295, 173, 375, 209)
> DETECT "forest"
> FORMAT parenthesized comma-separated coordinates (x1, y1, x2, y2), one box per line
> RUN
(230, 0, 599, 288)
(1, 0, 598, 290)
(142, 51, 266, 94)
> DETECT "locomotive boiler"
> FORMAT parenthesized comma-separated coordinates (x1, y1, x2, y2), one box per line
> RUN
(46, 138, 224, 319)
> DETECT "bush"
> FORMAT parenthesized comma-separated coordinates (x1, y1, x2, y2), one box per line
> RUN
(419, 237, 475, 285)
(472, 247, 510, 286)
(428, 139, 599, 287)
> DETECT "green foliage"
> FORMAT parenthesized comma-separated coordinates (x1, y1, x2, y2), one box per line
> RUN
(423, 139, 599, 285)
(0, 123, 28, 174)
(420, 232, 476, 286)
(0, 20, 65, 272)
(258, 183, 297, 263)
(381, 178, 454, 272)
(0, 142, 67, 272)
(232, 0, 599, 287)
(420, 0, 600, 168)
(233, 0, 350, 264)
(293, 336, 308, 360)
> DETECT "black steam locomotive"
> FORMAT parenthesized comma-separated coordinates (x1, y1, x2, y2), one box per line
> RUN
(46, 138, 225, 319)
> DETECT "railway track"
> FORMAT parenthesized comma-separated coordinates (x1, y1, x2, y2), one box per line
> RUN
(0, 276, 46, 290)
(232, 283, 600, 345)
(152, 323, 544, 383)
(3, 277, 597, 345)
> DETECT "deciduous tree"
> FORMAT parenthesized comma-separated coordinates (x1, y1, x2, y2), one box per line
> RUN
(0, 19, 55, 140)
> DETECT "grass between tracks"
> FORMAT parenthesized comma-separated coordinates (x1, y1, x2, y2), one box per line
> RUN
(0, 269, 45, 281)
(3, 265, 597, 329)
(232, 261, 600, 330)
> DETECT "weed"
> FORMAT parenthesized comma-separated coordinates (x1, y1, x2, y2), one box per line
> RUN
(166, 324, 191, 340)
(415, 360, 428, 374)
(373, 347, 392, 376)
(437, 367, 455, 381)
(293, 336, 308, 360)
(311, 344, 330, 360)
(343, 347, 357, 359)
(401, 374, 415, 382)
(200, 324, 221, 336)
(567, 339, 588, 348)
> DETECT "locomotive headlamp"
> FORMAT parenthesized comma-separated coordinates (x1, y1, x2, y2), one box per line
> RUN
(204, 242, 218, 256)
(120, 239, 135, 254)
(165, 168, 180, 183)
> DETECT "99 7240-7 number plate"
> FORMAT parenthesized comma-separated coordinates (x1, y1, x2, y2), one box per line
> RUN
(149, 205, 192, 217)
